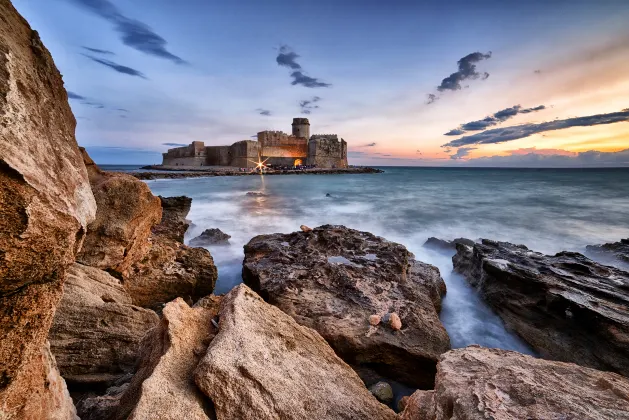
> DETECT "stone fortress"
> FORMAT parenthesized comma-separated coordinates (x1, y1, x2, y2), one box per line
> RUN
(161, 118, 348, 169)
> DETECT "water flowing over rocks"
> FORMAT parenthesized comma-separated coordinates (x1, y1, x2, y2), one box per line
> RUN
(586, 238, 629, 268)
(453, 239, 629, 376)
(0, 1, 95, 416)
(76, 149, 163, 276)
(194, 284, 396, 420)
(399, 346, 629, 420)
(48, 263, 159, 387)
(243, 225, 451, 388)
(190, 228, 231, 246)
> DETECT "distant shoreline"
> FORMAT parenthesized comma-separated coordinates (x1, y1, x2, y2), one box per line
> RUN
(131, 165, 384, 180)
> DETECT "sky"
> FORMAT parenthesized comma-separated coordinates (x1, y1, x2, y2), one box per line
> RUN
(13, 0, 629, 166)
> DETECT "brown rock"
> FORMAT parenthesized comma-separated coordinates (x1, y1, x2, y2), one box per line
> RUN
(243, 225, 450, 388)
(151, 196, 192, 242)
(453, 239, 629, 376)
(300, 224, 312, 232)
(49, 263, 159, 387)
(189, 228, 231, 246)
(388, 312, 402, 331)
(194, 284, 396, 420)
(76, 149, 162, 276)
(400, 346, 629, 420)
(369, 314, 381, 326)
(0, 1, 96, 416)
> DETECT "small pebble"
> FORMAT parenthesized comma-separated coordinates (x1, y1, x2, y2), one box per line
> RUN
(389, 312, 402, 330)
(369, 314, 381, 326)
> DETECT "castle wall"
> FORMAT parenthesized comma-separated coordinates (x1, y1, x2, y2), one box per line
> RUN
(206, 146, 231, 166)
(291, 118, 310, 139)
(229, 140, 259, 168)
(162, 141, 208, 166)
(306, 137, 348, 168)
(257, 131, 307, 159)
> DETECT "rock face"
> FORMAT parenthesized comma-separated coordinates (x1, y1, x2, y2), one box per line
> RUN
(151, 196, 191, 242)
(453, 239, 629, 376)
(243, 225, 450, 388)
(49, 263, 159, 386)
(194, 284, 396, 420)
(189, 228, 231, 246)
(1, 1, 96, 417)
(399, 346, 629, 420)
(77, 149, 162, 276)
(423, 237, 474, 251)
(586, 238, 629, 268)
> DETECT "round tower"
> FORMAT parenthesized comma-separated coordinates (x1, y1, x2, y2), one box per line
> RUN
(291, 117, 310, 139)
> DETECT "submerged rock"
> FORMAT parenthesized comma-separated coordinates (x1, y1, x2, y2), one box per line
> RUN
(453, 239, 629, 376)
(189, 228, 231, 246)
(49, 263, 159, 387)
(243, 225, 450, 388)
(399, 346, 629, 420)
(423, 237, 474, 251)
(151, 196, 192, 242)
(245, 191, 267, 197)
(194, 284, 396, 420)
(586, 238, 629, 268)
(0, 1, 95, 416)
(369, 381, 394, 405)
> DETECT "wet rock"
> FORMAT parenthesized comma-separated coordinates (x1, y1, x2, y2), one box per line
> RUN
(453, 239, 629, 376)
(243, 225, 450, 388)
(49, 263, 159, 387)
(586, 238, 629, 268)
(369, 382, 394, 405)
(77, 149, 162, 276)
(399, 346, 629, 420)
(189, 228, 231, 246)
(151, 196, 192, 242)
(194, 284, 396, 419)
(423, 237, 474, 251)
(1, 1, 96, 416)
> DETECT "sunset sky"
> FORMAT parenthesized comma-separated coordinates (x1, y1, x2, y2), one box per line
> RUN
(14, 0, 629, 166)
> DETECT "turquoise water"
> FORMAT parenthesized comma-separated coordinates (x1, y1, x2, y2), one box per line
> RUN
(142, 167, 629, 351)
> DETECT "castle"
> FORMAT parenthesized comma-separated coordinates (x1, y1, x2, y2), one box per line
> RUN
(161, 118, 348, 169)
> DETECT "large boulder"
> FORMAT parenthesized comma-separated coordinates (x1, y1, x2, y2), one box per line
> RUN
(189, 228, 231, 246)
(399, 346, 629, 420)
(49, 263, 159, 387)
(150, 196, 191, 243)
(586, 238, 629, 268)
(0, 1, 96, 417)
(76, 149, 162, 276)
(194, 284, 396, 420)
(243, 225, 450, 388)
(453, 239, 629, 376)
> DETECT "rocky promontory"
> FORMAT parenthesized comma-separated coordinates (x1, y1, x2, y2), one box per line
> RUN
(132, 166, 384, 180)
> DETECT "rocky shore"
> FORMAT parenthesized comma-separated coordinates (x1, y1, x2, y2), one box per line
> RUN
(132, 166, 383, 180)
(2, 2, 629, 419)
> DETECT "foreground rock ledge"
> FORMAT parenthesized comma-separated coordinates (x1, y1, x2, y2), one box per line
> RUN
(243, 225, 450, 388)
(399, 346, 629, 420)
(194, 284, 396, 420)
(453, 239, 629, 376)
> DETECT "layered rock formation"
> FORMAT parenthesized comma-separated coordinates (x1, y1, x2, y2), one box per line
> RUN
(49, 263, 159, 387)
(399, 346, 629, 420)
(586, 238, 629, 268)
(453, 239, 629, 376)
(243, 225, 450, 388)
(0, 1, 96, 417)
(194, 284, 396, 419)
(76, 149, 162, 276)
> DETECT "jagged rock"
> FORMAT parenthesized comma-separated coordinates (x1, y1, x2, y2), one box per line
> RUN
(0, 1, 96, 416)
(453, 239, 629, 376)
(300, 224, 313, 232)
(369, 382, 394, 405)
(194, 284, 396, 419)
(151, 196, 191, 242)
(423, 237, 474, 251)
(245, 191, 267, 197)
(49, 263, 159, 387)
(243, 225, 450, 388)
(77, 148, 162, 276)
(399, 346, 629, 420)
(586, 238, 629, 268)
(189, 228, 231, 246)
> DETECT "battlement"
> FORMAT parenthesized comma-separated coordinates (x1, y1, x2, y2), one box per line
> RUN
(311, 134, 339, 140)
(292, 118, 310, 125)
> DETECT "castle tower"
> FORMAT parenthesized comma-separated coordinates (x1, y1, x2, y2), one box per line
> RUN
(291, 117, 310, 139)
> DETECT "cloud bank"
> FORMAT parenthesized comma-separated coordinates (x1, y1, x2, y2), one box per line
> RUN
(276, 45, 331, 88)
(445, 104, 546, 135)
(461, 148, 629, 167)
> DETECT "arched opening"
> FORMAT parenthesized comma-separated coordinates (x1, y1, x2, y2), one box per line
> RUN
(294, 159, 303, 167)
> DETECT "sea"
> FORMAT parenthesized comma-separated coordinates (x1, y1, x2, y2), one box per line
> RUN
(102, 165, 629, 353)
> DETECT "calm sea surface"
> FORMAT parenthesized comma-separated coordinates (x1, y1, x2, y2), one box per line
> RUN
(105, 166, 629, 352)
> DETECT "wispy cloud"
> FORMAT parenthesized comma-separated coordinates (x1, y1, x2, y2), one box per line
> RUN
(450, 147, 477, 160)
(67, 0, 186, 64)
(443, 109, 629, 148)
(162, 142, 188, 147)
(257, 108, 272, 116)
(82, 46, 115, 55)
(67, 91, 86, 100)
(299, 96, 321, 114)
(276, 45, 331, 88)
(445, 104, 546, 135)
(428, 51, 491, 103)
(83, 54, 147, 79)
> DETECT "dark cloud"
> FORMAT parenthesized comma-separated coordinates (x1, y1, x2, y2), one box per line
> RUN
(299, 96, 321, 114)
(450, 147, 477, 160)
(67, 91, 86, 100)
(443, 109, 629, 148)
(80, 100, 105, 109)
(162, 142, 188, 147)
(82, 46, 115, 55)
(276, 45, 331, 88)
(437, 51, 492, 92)
(426, 94, 438, 105)
(83, 54, 147, 78)
(117, 108, 129, 112)
(446, 104, 546, 135)
(257, 108, 272, 116)
(68, 0, 185, 64)
(365, 142, 377, 147)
